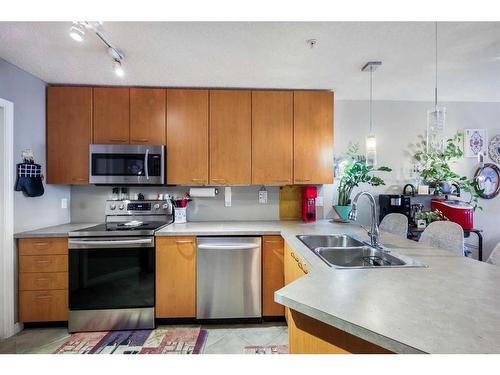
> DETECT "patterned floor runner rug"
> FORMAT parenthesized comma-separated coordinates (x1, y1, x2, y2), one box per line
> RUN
(54, 327, 208, 354)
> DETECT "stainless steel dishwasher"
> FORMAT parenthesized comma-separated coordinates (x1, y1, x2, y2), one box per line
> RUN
(196, 237, 261, 319)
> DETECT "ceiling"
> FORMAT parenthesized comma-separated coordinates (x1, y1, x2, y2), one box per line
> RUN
(1, 22, 499, 101)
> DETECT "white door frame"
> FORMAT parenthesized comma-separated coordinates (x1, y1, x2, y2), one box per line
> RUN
(0, 98, 20, 339)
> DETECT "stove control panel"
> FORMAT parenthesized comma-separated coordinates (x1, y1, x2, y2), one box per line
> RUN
(105, 200, 172, 216)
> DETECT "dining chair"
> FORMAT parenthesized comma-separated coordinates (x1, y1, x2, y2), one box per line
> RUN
(486, 242, 500, 265)
(379, 213, 408, 238)
(419, 221, 464, 256)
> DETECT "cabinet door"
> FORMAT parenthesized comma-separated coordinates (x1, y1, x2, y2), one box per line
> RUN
(93, 87, 130, 144)
(166, 89, 209, 185)
(209, 90, 251, 185)
(263, 236, 285, 316)
(47, 87, 92, 184)
(252, 91, 293, 185)
(156, 237, 196, 318)
(293, 91, 334, 184)
(130, 88, 166, 145)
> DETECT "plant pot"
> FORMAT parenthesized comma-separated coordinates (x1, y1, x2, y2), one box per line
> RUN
(333, 205, 352, 222)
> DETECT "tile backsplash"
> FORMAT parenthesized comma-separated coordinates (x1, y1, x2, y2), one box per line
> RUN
(70, 185, 280, 222)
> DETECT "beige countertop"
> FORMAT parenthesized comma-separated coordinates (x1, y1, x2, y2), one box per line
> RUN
(14, 223, 98, 238)
(14, 219, 500, 353)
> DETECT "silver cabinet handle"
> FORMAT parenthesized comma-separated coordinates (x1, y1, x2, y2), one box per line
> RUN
(175, 240, 193, 244)
(198, 244, 260, 250)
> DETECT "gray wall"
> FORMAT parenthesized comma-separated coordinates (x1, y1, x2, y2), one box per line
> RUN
(71, 185, 280, 222)
(0, 58, 70, 233)
(324, 99, 500, 259)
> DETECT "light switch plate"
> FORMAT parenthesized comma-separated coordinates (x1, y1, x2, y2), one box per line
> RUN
(61, 198, 68, 209)
(224, 187, 232, 207)
(315, 196, 324, 207)
(258, 188, 268, 204)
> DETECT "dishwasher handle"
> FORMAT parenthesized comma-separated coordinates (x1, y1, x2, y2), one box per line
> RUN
(197, 243, 260, 250)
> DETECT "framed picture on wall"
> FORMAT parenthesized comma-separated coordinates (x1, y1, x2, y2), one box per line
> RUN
(464, 129, 488, 158)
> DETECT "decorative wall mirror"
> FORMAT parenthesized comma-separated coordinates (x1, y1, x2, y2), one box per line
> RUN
(474, 163, 500, 199)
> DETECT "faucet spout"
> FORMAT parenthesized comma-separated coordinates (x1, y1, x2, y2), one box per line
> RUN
(349, 191, 381, 249)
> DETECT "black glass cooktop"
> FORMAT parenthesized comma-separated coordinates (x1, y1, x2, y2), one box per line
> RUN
(69, 220, 172, 237)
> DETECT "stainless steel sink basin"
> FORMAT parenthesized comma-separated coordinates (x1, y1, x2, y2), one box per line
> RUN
(297, 234, 365, 250)
(297, 234, 426, 269)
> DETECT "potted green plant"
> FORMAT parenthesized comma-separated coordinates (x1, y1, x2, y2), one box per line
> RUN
(334, 144, 392, 221)
(412, 132, 483, 210)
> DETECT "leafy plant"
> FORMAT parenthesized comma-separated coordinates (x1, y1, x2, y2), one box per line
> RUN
(412, 132, 483, 210)
(336, 144, 392, 206)
(416, 209, 448, 224)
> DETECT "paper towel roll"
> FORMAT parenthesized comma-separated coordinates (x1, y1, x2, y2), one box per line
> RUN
(189, 188, 217, 197)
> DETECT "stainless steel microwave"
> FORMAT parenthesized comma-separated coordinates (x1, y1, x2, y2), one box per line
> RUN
(89, 144, 165, 185)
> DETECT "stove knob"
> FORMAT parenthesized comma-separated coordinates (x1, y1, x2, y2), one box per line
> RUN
(153, 203, 160, 210)
(118, 204, 125, 210)
(162, 203, 169, 209)
(109, 204, 116, 210)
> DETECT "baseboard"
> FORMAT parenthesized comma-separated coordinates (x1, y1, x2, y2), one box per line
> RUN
(23, 321, 68, 329)
(262, 315, 286, 322)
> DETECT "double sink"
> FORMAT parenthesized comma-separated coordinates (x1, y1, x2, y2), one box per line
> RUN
(297, 234, 426, 269)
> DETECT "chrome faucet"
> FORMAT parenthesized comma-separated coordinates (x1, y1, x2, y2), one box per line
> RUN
(348, 191, 382, 250)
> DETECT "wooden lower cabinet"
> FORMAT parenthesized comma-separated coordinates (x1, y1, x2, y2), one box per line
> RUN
(262, 236, 285, 317)
(18, 237, 68, 323)
(287, 309, 392, 354)
(156, 236, 197, 318)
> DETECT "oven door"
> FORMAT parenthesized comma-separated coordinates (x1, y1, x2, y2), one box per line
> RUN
(89, 144, 165, 184)
(68, 237, 155, 311)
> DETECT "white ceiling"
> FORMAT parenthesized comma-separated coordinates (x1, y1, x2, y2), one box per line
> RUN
(1, 22, 500, 101)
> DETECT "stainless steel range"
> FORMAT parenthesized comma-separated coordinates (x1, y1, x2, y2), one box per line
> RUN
(68, 200, 173, 333)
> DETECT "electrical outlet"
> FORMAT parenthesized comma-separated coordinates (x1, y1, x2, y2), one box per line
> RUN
(315, 196, 324, 207)
(61, 198, 68, 209)
(258, 189, 268, 204)
(224, 187, 232, 207)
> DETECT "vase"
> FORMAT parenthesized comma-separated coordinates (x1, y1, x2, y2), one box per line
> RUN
(439, 182, 452, 194)
(333, 205, 352, 222)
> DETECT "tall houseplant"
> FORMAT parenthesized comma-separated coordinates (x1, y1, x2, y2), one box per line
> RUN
(334, 144, 392, 221)
(412, 132, 482, 210)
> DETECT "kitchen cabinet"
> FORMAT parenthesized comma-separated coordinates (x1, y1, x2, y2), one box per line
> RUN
(209, 90, 251, 185)
(284, 241, 309, 286)
(156, 236, 197, 318)
(93, 87, 130, 144)
(166, 89, 209, 185)
(293, 91, 334, 184)
(130, 88, 166, 145)
(262, 236, 285, 317)
(47, 86, 92, 184)
(18, 237, 68, 322)
(251, 91, 293, 185)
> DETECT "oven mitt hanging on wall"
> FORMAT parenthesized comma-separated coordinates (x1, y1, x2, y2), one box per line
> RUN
(15, 162, 45, 197)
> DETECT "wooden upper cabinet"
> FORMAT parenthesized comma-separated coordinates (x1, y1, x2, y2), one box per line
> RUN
(209, 90, 251, 185)
(47, 86, 92, 185)
(166, 89, 209, 185)
(130, 88, 166, 145)
(252, 91, 293, 185)
(93, 87, 130, 144)
(293, 91, 334, 184)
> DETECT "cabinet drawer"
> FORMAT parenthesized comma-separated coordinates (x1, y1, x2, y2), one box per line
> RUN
(19, 272, 68, 291)
(19, 255, 68, 273)
(19, 237, 68, 256)
(19, 290, 68, 322)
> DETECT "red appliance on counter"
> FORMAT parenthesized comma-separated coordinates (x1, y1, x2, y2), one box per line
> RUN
(431, 198, 474, 230)
(302, 186, 317, 222)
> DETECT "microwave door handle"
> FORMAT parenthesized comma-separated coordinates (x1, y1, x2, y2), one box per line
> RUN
(144, 149, 150, 180)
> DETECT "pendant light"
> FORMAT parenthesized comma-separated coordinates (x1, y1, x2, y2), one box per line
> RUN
(361, 61, 382, 166)
(427, 22, 446, 154)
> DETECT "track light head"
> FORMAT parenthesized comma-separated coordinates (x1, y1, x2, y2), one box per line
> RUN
(69, 22, 85, 42)
(113, 59, 124, 77)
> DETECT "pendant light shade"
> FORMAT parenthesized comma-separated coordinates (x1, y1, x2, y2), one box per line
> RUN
(361, 61, 382, 166)
(427, 22, 446, 153)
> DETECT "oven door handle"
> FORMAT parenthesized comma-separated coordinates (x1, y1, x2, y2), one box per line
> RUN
(144, 149, 149, 180)
(69, 238, 154, 248)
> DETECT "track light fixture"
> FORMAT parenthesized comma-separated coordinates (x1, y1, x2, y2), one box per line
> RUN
(69, 22, 85, 42)
(69, 21, 125, 78)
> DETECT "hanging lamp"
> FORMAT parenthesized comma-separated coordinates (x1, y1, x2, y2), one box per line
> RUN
(427, 22, 446, 154)
(361, 61, 382, 166)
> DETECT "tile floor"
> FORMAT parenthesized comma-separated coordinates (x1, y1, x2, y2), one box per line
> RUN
(0, 322, 288, 354)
